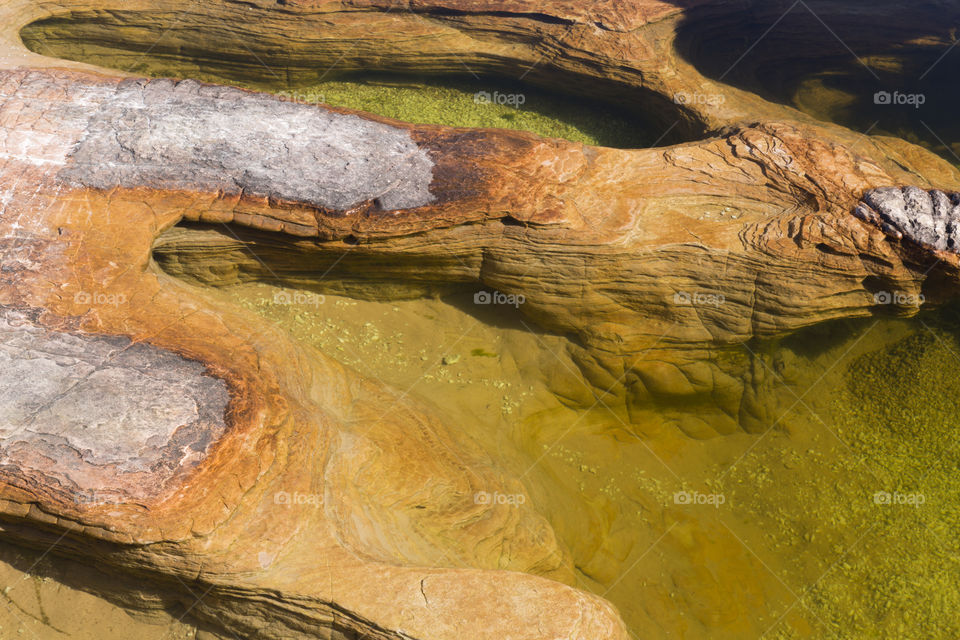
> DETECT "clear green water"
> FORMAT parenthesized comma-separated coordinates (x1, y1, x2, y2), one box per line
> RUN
(202, 280, 960, 640)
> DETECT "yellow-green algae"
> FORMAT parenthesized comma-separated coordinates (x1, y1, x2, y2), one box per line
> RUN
(722, 314, 960, 640)
(19, 12, 651, 148)
(138, 63, 648, 147)
(808, 321, 960, 638)
(263, 75, 651, 148)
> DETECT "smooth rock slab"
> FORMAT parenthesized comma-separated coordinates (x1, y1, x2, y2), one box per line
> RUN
(0, 306, 229, 502)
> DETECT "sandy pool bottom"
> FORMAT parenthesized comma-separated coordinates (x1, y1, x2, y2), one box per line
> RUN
(0, 542, 207, 639)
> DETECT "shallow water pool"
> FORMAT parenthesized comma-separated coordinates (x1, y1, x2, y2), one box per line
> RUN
(199, 279, 960, 640)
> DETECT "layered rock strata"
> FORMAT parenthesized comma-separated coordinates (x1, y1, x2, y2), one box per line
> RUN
(0, 65, 624, 640)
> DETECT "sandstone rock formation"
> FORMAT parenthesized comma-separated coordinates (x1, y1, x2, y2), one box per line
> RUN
(0, 64, 624, 640)
(0, 307, 230, 503)
(0, 0, 958, 638)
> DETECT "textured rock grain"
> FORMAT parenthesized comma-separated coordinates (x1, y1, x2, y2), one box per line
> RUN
(60, 78, 436, 211)
(0, 306, 229, 502)
(857, 186, 960, 253)
(0, 62, 620, 640)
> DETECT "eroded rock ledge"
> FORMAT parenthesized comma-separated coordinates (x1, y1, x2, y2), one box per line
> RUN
(0, 64, 624, 640)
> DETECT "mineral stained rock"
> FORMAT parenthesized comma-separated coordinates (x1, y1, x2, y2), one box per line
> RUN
(1, 0, 960, 639)
(0, 66, 625, 640)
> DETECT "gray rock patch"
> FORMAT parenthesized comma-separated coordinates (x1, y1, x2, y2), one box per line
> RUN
(855, 186, 960, 252)
(59, 78, 435, 211)
(0, 307, 229, 498)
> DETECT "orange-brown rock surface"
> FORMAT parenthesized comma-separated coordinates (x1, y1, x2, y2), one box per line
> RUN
(1, 0, 959, 638)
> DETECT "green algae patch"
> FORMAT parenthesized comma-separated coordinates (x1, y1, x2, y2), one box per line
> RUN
(267, 76, 651, 148)
(180, 72, 650, 148)
(808, 322, 960, 639)
(719, 315, 960, 640)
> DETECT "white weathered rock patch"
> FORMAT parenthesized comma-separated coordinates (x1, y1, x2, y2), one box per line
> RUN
(59, 77, 436, 211)
(0, 307, 229, 499)
(856, 186, 960, 252)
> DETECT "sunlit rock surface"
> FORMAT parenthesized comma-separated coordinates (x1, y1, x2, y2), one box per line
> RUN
(60, 78, 436, 211)
(0, 0, 958, 638)
(0, 307, 228, 502)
